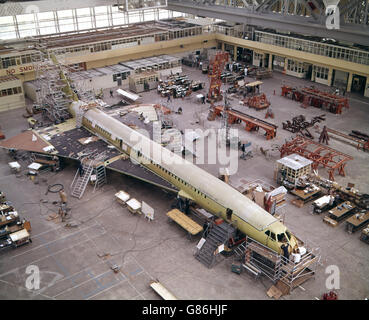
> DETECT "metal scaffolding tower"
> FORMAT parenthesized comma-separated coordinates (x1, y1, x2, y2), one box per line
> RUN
(32, 48, 75, 124)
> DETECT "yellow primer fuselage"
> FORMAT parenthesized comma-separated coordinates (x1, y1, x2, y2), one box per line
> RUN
(72, 103, 298, 254)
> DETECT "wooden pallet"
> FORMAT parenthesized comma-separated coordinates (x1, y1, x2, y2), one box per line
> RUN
(323, 215, 339, 227)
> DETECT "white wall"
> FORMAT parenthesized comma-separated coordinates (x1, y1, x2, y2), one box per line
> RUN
(364, 77, 369, 98)
(286, 70, 306, 79)
(315, 78, 329, 86)
(0, 94, 25, 112)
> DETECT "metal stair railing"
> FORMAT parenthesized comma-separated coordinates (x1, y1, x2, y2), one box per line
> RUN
(195, 221, 234, 268)
(71, 159, 94, 199)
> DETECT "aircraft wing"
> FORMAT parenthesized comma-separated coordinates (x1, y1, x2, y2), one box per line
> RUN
(0, 114, 177, 193)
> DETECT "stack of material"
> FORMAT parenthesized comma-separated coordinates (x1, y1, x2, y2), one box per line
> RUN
(360, 225, 369, 244)
(8, 162, 21, 173)
(253, 186, 266, 208)
(0, 190, 31, 249)
(282, 114, 326, 139)
(266, 186, 287, 209)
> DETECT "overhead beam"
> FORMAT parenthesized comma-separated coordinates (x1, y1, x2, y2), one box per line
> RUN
(0, 0, 117, 15)
(0, 0, 167, 16)
(168, 0, 369, 46)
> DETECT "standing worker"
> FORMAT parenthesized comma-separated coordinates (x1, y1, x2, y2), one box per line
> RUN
(281, 241, 290, 264)
(78, 161, 84, 177)
(244, 66, 248, 78)
(59, 189, 68, 222)
(110, 89, 114, 98)
(201, 95, 206, 104)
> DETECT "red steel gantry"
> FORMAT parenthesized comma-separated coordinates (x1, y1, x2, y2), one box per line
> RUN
(213, 106, 277, 140)
(281, 85, 349, 115)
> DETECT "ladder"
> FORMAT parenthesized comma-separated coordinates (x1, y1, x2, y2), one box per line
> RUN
(93, 164, 107, 192)
(70, 159, 94, 199)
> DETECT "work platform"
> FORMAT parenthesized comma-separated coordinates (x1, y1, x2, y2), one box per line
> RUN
(234, 236, 320, 297)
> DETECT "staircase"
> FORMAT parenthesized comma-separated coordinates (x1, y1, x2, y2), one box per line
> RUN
(93, 164, 107, 192)
(71, 160, 94, 199)
(196, 222, 236, 268)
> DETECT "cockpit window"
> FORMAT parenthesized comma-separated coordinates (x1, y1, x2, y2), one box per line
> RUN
(265, 230, 276, 241)
(277, 233, 286, 242)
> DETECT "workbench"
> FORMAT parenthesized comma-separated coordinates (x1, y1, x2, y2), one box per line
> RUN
(126, 198, 141, 214)
(291, 187, 322, 203)
(0, 204, 14, 214)
(115, 190, 130, 206)
(327, 201, 356, 222)
(167, 209, 203, 238)
(345, 211, 369, 234)
(0, 212, 19, 228)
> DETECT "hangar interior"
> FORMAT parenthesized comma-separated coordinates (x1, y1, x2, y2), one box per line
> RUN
(0, 0, 368, 301)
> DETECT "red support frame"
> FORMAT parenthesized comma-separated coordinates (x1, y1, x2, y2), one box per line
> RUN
(279, 136, 353, 181)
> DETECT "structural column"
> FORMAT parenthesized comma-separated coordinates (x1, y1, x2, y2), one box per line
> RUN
(268, 54, 273, 71)
(311, 65, 315, 81)
(284, 57, 288, 74)
(364, 77, 369, 98)
(221, 42, 225, 52)
(327, 68, 333, 87)
(347, 72, 353, 93)
(234, 45, 237, 61)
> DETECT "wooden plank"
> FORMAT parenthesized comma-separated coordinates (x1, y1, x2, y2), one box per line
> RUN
(150, 281, 178, 300)
(291, 199, 304, 208)
(323, 216, 339, 227)
(267, 285, 283, 299)
(167, 209, 203, 236)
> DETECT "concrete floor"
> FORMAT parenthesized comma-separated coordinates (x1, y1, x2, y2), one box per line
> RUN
(0, 65, 368, 300)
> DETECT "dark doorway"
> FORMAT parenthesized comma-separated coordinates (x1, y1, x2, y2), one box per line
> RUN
(352, 75, 366, 94)
(306, 65, 313, 80)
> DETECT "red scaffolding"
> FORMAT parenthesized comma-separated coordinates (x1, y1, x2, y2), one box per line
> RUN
(279, 135, 354, 181)
(207, 51, 229, 102)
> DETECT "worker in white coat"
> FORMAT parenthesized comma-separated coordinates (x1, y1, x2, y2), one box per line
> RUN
(244, 67, 248, 78)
